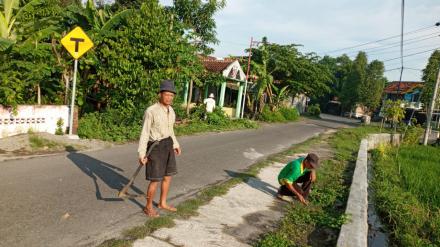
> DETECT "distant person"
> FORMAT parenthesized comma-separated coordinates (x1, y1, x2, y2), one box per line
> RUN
(138, 80, 182, 217)
(276, 153, 319, 205)
(204, 93, 216, 113)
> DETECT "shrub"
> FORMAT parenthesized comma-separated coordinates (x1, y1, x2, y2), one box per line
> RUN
(206, 107, 229, 126)
(402, 125, 424, 145)
(279, 107, 299, 121)
(259, 106, 286, 122)
(77, 108, 143, 142)
(307, 104, 321, 117)
(55, 118, 64, 135)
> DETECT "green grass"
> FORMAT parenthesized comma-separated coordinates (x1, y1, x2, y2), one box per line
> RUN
(372, 144, 440, 246)
(255, 126, 383, 247)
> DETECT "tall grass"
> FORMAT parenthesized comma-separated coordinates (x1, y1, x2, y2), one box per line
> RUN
(372, 145, 440, 246)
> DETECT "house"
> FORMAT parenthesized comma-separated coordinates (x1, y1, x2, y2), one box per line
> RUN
(182, 56, 249, 118)
(383, 81, 424, 109)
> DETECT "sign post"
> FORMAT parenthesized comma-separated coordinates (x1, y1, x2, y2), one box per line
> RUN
(61, 27, 93, 138)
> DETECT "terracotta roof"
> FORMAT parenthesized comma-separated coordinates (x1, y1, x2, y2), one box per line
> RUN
(199, 56, 236, 73)
(384, 81, 423, 94)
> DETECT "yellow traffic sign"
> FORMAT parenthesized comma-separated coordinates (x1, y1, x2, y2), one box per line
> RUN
(61, 27, 93, 59)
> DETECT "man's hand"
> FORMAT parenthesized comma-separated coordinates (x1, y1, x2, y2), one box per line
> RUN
(174, 147, 181, 155)
(139, 156, 148, 166)
(297, 194, 309, 205)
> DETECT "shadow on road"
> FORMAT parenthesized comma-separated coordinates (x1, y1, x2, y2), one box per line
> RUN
(67, 151, 144, 209)
(224, 170, 278, 197)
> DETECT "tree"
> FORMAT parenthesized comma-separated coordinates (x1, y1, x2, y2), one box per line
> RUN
(421, 50, 440, 108)
(171, 0, 226, 54)
(341, 51, 367, 113)
(358, 60, 386, 113)
(0, 0, 66, 106)
(77, 1, 202, 112)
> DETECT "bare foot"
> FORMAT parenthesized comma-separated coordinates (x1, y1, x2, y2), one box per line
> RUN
(158, 204, 177, 212)
(143, 207, 159, 217)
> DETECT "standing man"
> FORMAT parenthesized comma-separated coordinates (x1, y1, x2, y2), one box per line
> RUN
(138, 80, 182, 217)
(277, 153, 319, 205)
(203, 93, 216, 113)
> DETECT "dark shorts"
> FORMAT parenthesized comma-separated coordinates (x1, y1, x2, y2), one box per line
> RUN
(145, 137, 177, 181)
(278, 171, 312, 199)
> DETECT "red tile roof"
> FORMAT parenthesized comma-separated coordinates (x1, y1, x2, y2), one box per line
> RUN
(201, 59, 233, 73)
(384, 81, 423, 94)
(198, 56, 237, 73)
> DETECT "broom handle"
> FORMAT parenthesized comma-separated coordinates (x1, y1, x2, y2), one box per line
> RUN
(121, 141, 159, 193)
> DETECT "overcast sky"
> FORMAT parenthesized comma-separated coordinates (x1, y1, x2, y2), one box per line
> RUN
(160, 0, 440, 82)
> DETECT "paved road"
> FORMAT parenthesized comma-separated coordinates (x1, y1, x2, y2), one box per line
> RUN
(0, 116, 354, 247)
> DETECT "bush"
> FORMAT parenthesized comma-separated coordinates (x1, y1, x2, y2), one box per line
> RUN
(78, 108, 143, 142)
(206, 107, 229, 126)
(55, 118, 64, 135)
(307, 104, 321, 117)
(259, 106, 286, 122)
(402, 125, 424, 145)
(279, 107, 299, 121)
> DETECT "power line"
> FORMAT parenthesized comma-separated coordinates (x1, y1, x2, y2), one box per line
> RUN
(405, 67, 423, 71)
(345, 32, 440, 56)
(382, 47, 440, 62)
(384, 67, 402, 72)
(368, 43, 440, 56)
(321, 24, 437, 54)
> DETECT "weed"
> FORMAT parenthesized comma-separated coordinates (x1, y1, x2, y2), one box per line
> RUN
(29, 135, 59, 149)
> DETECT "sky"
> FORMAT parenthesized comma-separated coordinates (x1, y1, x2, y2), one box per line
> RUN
(160, 0, 440, 82)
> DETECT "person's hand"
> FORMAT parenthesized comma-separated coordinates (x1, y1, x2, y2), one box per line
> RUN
(297, 195, 309, 205)
(139, 156, 148, 166)
(174, 147, 181, 156)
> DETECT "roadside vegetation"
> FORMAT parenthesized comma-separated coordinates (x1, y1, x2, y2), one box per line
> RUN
(255, 126, 383, 247)
(372, 144, 440, 246)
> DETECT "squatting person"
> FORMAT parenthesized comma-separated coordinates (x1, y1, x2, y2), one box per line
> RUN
(276, 153, 320, 205)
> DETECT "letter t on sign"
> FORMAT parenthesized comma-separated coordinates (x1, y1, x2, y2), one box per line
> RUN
(70, 38, 85, 53)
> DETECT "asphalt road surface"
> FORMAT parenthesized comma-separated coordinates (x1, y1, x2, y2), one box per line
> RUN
(0, 115, 357, 247)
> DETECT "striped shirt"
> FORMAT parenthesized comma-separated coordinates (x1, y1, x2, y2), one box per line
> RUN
(137, 102, 180, 158)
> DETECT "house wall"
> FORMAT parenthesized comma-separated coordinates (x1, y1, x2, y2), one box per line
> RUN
(0, 105, 70, 138)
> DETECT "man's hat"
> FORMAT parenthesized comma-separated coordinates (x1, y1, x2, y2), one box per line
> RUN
(160, 80, 176, 94)
(305, 153, 320, 169)
(209, 93, 215, 98)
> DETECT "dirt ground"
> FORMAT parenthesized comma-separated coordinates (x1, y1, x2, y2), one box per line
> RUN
(0, 132, 112, 161)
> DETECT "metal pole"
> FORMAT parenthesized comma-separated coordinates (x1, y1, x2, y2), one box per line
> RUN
(69, 59, 78, 136)
(423, 61, 440, 145)
(396, 0, 405, 96)
(241, 37, 253, 119)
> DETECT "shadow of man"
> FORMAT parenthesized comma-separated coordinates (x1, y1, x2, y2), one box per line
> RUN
(67, 151, 145, 209)
(224, 170, 278, 197)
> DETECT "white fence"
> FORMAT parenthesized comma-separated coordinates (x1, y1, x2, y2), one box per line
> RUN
(0, 105, 70, 138)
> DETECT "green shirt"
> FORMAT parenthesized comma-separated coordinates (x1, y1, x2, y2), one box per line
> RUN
(278, 157, 307, 185)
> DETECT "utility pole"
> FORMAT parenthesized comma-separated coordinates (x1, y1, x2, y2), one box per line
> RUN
(241, 37, 260, 118)
(423, 60, 440, 145)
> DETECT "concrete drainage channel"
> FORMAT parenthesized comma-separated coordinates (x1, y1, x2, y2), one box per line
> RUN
(337, 134, 400, 247)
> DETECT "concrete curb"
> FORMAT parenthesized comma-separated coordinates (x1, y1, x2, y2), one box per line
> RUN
(337, 133, 399, 247)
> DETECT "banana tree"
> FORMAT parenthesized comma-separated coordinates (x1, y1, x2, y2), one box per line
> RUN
(0, 0, 47, 50)
(272, 85, 290, 110)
